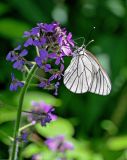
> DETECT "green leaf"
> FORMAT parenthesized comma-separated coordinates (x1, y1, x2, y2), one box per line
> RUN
(0, 103, 17, 124)
(101, 120, 118, 135)
(0, 18, 30, 39)
(23, 143, 53, 159)
(107, 136, 127, 150)
(20, 91, 62, 109)
(0, 122, 14, 145)
(67, 138, 104, 160)
(22, 143, 42, 158)
(35, 117, 74, 138)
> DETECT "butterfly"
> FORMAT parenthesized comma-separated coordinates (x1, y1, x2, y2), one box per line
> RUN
(63, 45, 111, 95)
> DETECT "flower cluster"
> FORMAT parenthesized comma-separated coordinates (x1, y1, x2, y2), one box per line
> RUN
(6, 22, 74, 95)
(45, 135, 74, 153)
(27, 101, 57, 126)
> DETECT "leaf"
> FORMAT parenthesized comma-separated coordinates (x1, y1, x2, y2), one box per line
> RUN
(20, 91, 62, 109)
(107, 136, 127, 150)
(35, 117, 74, 138)
(22, 143, 53, 159)
(101, 120, 118, 135)
(67, 138, 103, 160)
(22, 143, 42, 158)
(0, 18, 30, 39)
(0, 122, 14, 145)
(0, 103, 17, 124)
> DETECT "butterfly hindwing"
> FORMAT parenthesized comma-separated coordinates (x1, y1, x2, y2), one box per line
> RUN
(86, 50, 111, 95)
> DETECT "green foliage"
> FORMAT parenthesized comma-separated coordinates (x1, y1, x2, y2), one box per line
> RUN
(22, 91, 62, 108)
(0, 0, 127, 159)
(35, 117, 74, 138)
(0, 19, 30, 39)
(0, 2, 9, 16)
(107, 136, 127, 150)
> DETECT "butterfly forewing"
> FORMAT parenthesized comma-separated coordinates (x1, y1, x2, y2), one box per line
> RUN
(64, 52, 92, 93)
(63, 47, 111, 95)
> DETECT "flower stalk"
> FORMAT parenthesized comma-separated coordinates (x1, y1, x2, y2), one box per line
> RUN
(19, 122, 36, 132)
(10, 64, 37, 160)
(6, 22, 75, 160)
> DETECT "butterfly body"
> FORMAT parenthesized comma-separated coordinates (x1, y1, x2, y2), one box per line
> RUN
(63, 46, 111, 95)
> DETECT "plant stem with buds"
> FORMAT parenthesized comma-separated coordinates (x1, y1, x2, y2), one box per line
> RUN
(10, 64, 37, 160)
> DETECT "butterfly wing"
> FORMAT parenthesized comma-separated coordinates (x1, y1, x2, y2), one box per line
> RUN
(63, 54, 93, 93)
(86, 50, 111, 95)
(64, 48, 111, 95)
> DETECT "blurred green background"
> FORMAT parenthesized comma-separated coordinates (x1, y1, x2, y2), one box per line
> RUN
(0, 0, 127, 159)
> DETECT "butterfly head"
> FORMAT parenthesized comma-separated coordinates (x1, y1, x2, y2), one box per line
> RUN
(73, 46, 86, 57)
(77, 39, 94, 55)
(72, 39, 94, 57)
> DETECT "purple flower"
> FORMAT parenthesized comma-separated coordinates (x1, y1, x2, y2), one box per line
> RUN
(16, 131, 28, 143)
(10, 73, 24, 91)
(6, 47, 28, 71)
(45, 135, 74, 152)
(61, 45, 72, 56)
(28, 101, 57, 126)
(23, 31, 31, 37)
(33, 39, 41, 47)
(35, 49, 48, 67)
(48, 64, 64, 82)
(32, 154, 42, 160)
(67, 33, 74, 47)
(40, 37, 46, 45)
(24, 37, 33, 47)
(39, 49, 48, 61)
(44, 64, 51, 72)
(32, 37, 46, 47)
(38, 81, 47, 88)
(14, 45, 21, 51)
(6, 51, 17, 62)
(21, 132, 28, 143)
(7, 21, 75, 95)
(20, 49, 28, 56)
(56, 26, 74, 56)
(41, 108, 54, 126)
(48, 53, 63, 65)
(13, 59, 25, 70)
(31, 27, 40, 35)
(42, 23, 55, 32)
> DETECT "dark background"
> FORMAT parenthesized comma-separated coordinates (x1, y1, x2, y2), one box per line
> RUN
(0, 0, 127, 159)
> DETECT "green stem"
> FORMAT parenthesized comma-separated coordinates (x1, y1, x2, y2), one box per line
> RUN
(10, 64, 37, 160)
(19, 122, 36, 132)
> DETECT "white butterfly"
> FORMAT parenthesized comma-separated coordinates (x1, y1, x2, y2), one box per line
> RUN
(63, 45, 111, 95)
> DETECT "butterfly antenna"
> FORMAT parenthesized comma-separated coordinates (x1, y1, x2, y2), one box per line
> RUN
(85, 39, 94, 48)
(73, 37, 85, 46)
(83, 37, 85, 45)
(74, 37, 85, 41)
(85, 26, 96, 44)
